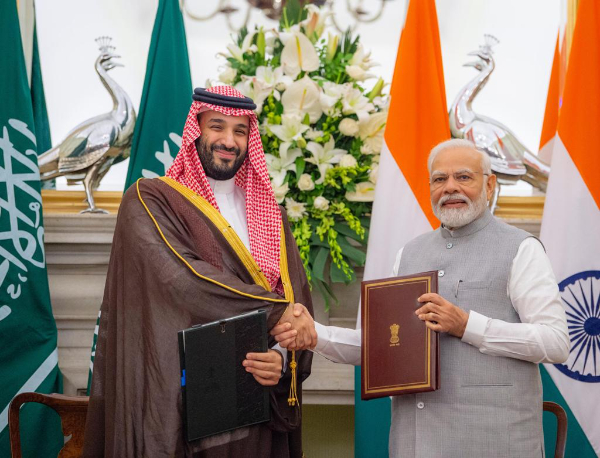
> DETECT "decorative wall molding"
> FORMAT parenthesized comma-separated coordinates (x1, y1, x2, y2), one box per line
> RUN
(493, 196, 545, 220)
(42, 190, 122, 214)
(42, 190, 546, 219)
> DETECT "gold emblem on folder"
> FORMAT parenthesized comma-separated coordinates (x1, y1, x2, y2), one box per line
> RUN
(390, 323, 400, 346)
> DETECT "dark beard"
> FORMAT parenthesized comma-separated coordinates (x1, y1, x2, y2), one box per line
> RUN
(196, 136, 247, 180)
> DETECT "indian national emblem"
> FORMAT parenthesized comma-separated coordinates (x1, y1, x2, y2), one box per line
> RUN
(390, 323, 400, 346)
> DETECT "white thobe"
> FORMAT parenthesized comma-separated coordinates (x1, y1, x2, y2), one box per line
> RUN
(207, 177, 288, 371)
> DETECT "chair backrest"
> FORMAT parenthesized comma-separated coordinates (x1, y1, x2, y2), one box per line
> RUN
(543, 401, 567, 458)
(9, 392, 89, 458)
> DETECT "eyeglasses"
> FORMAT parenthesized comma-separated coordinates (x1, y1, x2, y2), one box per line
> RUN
(429, 171, 490, 190)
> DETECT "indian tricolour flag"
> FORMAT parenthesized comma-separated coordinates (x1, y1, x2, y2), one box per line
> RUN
(537, 33, 563, 164)
(354, 0, 450, 455)
(540, 0, 600, 455)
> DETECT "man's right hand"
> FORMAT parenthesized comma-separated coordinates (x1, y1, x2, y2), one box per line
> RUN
(271, 303, 317, 350)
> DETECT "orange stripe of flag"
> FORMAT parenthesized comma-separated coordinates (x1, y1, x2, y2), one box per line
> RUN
(557, 0, 600, 207)
(384, 0, 450, 228)
(539, 34, 561, 150)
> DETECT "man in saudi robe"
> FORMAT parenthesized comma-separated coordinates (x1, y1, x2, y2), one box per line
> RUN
(83, 86, 317, 458)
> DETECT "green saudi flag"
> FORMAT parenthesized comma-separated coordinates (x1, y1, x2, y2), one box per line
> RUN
(88, 0, 192, 392)
(31, 21, 52, 157)
(124, 0, 192, 189)
(0, 0, 63, 457)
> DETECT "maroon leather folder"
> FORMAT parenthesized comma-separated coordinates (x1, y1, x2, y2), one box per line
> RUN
(361, 271, 440, 400)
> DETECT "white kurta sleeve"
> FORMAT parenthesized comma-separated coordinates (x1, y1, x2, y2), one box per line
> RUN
(313, 248, 405, 365)
(461, 237, 570, 364)
(313, 322, 361, 365)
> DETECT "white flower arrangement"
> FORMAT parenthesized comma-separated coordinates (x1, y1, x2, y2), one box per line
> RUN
(213, 1, 389, 304)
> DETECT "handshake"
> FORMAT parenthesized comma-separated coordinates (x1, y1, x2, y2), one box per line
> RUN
(271, 303, 318, 350)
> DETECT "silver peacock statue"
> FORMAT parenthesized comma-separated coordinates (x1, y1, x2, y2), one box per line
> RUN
(449, 34, 550, 211)
(38, 37, 136, 213)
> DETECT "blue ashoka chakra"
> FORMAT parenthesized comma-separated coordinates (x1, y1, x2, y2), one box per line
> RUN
(553, 270, 600, 383)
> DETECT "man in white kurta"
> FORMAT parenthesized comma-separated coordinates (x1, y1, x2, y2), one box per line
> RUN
(274, 139, 570, 457)
(311, 234, 569, 368)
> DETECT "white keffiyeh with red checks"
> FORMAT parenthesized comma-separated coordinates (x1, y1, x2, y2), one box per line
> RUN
(167, 86, 282, 291)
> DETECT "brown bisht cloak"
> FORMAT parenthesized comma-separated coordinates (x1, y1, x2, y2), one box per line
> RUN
(83, 178, 313, 457)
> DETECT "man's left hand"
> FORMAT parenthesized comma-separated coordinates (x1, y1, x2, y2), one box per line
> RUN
(416, 293, 469, 338)
(243, 349, 282, 386)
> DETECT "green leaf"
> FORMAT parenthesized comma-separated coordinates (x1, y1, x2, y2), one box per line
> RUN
(310, 233, 329, 248)
(295, 157, 305, 176)
(312, 247, 329, 282)
(257, 29, 266, 59)
(308, 245, 320, 264)
(337, 237, 366, 265)
(237, 27, 248, 46)
(330, 260, 354, 284)
(319, 279, 339, 305)
(333, 222, 362, 242)
(313, 278, 338, 311)
(280, 0, 306, 28)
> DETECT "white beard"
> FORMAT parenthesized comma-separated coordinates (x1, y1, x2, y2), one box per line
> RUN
(432, 186, 489, 229)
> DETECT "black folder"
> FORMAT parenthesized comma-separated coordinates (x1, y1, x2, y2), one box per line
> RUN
(178, 310, 270, 442)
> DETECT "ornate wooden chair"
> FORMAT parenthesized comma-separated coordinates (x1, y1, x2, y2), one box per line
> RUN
(544, 401, 567, 458)
(9, 392, 89, 458)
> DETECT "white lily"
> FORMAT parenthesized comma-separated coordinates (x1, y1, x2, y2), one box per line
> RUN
(325, 32, 339, 63)
(254, 66, 293, 93)
(369, 162, 379, 184)
(282, 76, 323, 123)
(272, 182, 289, 204)
(358, 111, 387, 155)
(223, 31, 257, 63)
(265, 33, 277, 56)
(218, 66, 237, 84)
(302, 5, 331, 42)
(358, 111, 387, 139)
(342, 87, 375, 121)
(268, 114, 309, 142)
(372, 95, 389, 109)
(234, 78, 271, 114)
(320, 81, 347, 115)
(345, 181, 375, 202)
(281, 32, 319, 78)
(268, 114, 310, 157)
(305, 128, 324, 140)
(277, 24, 301, 47)
(305, 138, 347, 184)
(349, 43, 378, 70)
(265, 146, 302, 187)
(345, 64, 375, 81)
